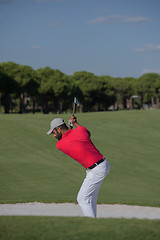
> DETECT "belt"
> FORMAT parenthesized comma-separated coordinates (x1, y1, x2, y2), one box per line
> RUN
(88, 158, 105, 170)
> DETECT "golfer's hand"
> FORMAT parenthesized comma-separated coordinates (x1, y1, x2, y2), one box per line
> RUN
(70, 115, 77, 124)
(70, 115, 80, 128)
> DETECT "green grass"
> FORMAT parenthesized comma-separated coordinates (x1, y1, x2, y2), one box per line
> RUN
(0, 111, 160, 206)
(0, 216, 160, 240)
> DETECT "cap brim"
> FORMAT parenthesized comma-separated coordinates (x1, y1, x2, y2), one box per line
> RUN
(47, 129, 53, 135)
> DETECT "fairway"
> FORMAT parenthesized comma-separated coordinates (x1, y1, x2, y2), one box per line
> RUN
(0, 111, 160, 206)
(0, 216, 160, 240)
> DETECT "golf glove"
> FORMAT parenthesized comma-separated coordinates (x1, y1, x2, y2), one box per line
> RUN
(68, 119, 74, 128)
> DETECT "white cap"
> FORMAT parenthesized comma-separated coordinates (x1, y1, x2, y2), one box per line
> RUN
(47, 118, 65, 135)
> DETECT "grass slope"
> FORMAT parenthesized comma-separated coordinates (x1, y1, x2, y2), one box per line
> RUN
(0, 111, 160, 206)
(0, 216, 160, 240)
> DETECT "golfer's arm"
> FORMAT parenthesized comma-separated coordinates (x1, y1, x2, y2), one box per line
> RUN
(73, 121, 91, 137)
(73, 122, 80, 128)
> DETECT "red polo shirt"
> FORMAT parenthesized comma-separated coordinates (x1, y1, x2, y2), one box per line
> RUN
(56, 126, 104, 169)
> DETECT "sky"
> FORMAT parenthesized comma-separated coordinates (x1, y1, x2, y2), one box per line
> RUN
(0, 0, 160, 78)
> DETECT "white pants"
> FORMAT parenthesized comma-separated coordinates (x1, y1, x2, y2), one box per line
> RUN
(77, 159, 110, 218)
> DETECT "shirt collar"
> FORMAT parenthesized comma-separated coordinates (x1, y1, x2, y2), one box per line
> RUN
(62, 129, 72, 139)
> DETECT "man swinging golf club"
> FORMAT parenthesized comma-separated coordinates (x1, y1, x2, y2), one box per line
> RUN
(47, 115, 110, 218)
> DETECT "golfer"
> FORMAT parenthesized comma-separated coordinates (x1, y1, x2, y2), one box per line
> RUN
(47, 115, 110, 218)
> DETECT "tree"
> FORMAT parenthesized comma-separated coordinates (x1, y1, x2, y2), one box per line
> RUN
(25, 77, 39, 113)
(1, 61, 160, 113)
(155, 75, 160, 109)
(138, 73, 160, 108)
(110, 78, 124, 110)
(0, 62, 38, 113)
(72, 71, 97, 111)
(88, 76, 116, 111)
(0, 67, 19, 113)
(15, 64, 39, 113)
(52, 72, 72, 113)
(121, 77, 137, 110)
(110, 77, 137, 110)
(37, 67, 71, 113)
(36, 67, 56, 113)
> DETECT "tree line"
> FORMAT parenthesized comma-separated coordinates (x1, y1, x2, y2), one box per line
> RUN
(0, 61, 160, 114)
